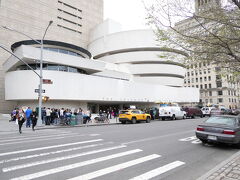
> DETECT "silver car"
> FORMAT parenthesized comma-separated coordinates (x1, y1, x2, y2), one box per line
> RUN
(196, 115, 240, 148)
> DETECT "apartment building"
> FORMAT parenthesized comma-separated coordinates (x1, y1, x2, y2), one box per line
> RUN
(0, 0, 103, 113)
(184, 62, 240, 109)
(177, 0, 240, 109)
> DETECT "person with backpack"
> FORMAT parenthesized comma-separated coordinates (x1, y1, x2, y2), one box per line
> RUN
(31, 109, 38, 131)
(16, 108, 25, 134)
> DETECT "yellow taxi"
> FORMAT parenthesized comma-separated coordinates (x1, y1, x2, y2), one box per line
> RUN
(118, 109, 151, 124)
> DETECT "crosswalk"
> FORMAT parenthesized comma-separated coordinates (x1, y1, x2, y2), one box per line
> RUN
(0, 129, 186, 180)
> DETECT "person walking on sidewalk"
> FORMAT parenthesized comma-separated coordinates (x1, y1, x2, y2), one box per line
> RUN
(16, 108, 25, 134)
(31, 109, 38, 131)
(25, 107, 32, 128)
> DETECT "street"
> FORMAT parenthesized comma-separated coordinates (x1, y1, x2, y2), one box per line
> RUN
(0, 117, 238, 180)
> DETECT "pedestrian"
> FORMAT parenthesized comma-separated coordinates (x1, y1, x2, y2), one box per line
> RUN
(42, 107, 46, 124)
(59, 108, 64, 125)
(46, 108, 51, 125)
(11, 108, 17, 122)
(32, 109, 38, 131)
(25, 107, 32, 128)
(16, 108, 25, 134)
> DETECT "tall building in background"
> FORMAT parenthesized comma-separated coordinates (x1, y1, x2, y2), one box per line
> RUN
(0, 0, 103, 113)
(177, 0, 240, 109)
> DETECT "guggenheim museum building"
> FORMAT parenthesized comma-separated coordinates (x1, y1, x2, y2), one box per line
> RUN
(0, 0, 199, 113)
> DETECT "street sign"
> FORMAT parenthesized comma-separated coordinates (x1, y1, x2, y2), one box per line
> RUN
(43, 79, 53, 84)
(35, 89, 45, 93)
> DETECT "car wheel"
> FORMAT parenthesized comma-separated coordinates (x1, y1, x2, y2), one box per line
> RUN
(121, 121, 126, 124)
(183, 115, 186, 119)
(162, 117, 165, 121)
(131, 117, 136, 124)
(192, 115, 195, 119)
(171, 115, 176, 120)
(146, 117, 151, 123)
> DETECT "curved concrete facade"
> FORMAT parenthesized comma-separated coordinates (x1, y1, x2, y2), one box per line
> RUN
(88, 29, 187, 87)
(3, 39, 199, 108)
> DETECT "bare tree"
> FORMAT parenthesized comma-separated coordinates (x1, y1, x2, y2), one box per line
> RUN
(145, 0, 240, 76)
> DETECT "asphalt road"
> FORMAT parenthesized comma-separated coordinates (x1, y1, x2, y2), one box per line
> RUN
(0, 117, 238, 180)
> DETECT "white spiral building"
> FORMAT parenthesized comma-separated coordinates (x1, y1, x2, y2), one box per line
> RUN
(3, 20, 199, 111)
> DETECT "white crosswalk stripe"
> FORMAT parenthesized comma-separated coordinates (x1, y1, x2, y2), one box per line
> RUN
(67, 154, 161, 180)
(0, 132, 76, 143)
(3, 145, 127, 172)
(0, 132, 186, 180)
(0, 139, 103, 156)
(0, 142, 112, 164)
(10, 149, 143, 180)
(129, 161, 185, 180)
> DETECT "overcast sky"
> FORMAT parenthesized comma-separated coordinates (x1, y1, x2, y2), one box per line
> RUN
(104, 0, 150, 31)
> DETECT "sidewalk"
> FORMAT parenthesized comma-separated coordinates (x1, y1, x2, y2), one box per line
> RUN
(198, 150, 240, 180)
(0, 114, 120, 133)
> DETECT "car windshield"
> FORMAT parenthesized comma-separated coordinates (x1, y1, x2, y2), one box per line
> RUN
(119, 111, 129, 114)
(205, 116, 236, 126)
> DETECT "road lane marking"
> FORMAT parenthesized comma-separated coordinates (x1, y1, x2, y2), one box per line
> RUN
(129, 161, 185, 180)
(0, 133, 85, 146)
(0, 139, 103, 157)
(67, 154, 161, 180)
(0, 132, 72, 141)
(0, 142, 113, 164)
(10, 149, 142, 180)
(179, 136, 197, 142)
(122, 130, 194, 145)
(89, 134, 100, 136)
(179, 136, 202, 144)
(0, 133, 78, 143)
(3, 145, 127, 172)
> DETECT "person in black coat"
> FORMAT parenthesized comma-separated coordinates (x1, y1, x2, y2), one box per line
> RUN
(32, 110, 38, 131)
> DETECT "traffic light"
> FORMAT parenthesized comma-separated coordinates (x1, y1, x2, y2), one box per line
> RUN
(42, 96, 49, 102)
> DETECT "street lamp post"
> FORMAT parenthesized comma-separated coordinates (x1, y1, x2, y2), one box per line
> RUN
(1, 21, 53, 125)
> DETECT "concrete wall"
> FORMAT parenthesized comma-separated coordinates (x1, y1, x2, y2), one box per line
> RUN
(0, 0, 103, 113)
(5, 70, 199, 103)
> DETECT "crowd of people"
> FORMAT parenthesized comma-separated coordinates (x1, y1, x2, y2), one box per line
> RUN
(10, 107, 120, 134)
(10, 107, 93, 133)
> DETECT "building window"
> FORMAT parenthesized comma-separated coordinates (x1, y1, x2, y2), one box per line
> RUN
(209, 91, 212, 96)
(196, 85, 199, 88)
(199, 70, 202, 75)
(208, 68, 211, 73)
(204, 77, 207, 81)
(216, 75, 221, 81)
(218, 98, 223, 103)
(187, 72, 190, 76)
(200, 77, 202, 82)
(205, 84, 207, 89)
(218, 91, 223, 96)
(210, 99, 213, 103)
(196, 78, 198, 82)
(209, 84, 212, 88)
(216, 81, 222, 88)
(191, 71, 194, 76)
(215, 67, 221, 72)
(208, 76, 211, 81)
(200, 85, 203, 89)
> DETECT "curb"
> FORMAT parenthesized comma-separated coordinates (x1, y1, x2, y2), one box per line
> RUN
(197, 150, 240, 180)
(35, 122, 122, 131)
